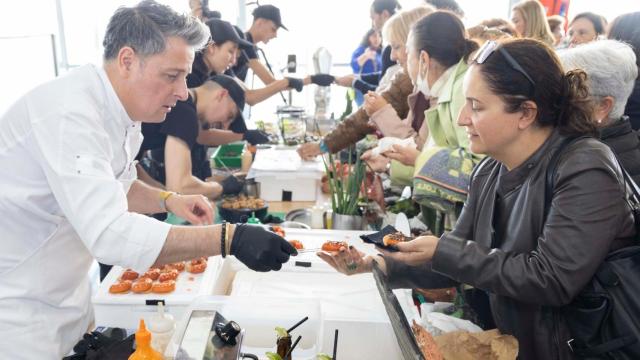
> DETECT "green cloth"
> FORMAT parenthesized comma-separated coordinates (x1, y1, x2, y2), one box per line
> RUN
(423, 59, 470, 150)
(389, 160, 414, 187)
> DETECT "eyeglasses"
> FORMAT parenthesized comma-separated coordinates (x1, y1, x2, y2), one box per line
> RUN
(473, 41, 536, 91)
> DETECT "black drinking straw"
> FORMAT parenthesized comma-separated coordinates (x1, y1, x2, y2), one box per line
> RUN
(287, 316, 309, 333)
(284, 335, 302, 359)
(332, 329, 339, 359)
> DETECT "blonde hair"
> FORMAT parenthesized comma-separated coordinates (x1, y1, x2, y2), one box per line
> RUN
(513, 0, 555, 46)
(382, 5, 435, 47)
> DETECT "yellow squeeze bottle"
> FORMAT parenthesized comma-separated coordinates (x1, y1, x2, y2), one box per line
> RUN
(129, 319, 163, 360)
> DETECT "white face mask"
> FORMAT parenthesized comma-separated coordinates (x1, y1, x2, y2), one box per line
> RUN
(415, 57, 430, 97)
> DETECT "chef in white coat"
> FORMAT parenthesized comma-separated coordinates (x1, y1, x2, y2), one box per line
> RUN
(0, 1, 296, 358)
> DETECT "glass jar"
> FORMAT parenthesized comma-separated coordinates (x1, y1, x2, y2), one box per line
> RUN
(276, 105, 307, 146)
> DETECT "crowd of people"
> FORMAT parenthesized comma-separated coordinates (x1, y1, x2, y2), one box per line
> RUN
(1, 0, 639, 358)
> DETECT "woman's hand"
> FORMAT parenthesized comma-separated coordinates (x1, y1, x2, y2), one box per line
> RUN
(317, 245, 374, 275)
(383, 144, 420, 167)
(361, 149, 389, 173)
(334, 74, 355, 87)
(379, 235, 439, 266)
(166, 194, 214, 225)
(363, 91, 388, 116)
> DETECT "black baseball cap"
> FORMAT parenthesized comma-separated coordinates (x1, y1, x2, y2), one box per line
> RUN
(208, 74, 246, 131)
(205, 19, 253, 50)
(252, 5, 288, 31)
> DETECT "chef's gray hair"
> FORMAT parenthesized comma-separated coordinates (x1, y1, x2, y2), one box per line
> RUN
(559, 39, 638, 119)
(103, 0, 209, 60)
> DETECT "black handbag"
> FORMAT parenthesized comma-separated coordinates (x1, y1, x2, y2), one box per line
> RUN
(545, 137, 640, 359)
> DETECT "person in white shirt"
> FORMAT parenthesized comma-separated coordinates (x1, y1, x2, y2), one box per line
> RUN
(0, 1, 296, 358)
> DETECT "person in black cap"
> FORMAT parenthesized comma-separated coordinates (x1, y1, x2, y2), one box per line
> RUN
(138, 75, 248, 202)
(232, 4, 292, 84)
(189, 18, 308, 121)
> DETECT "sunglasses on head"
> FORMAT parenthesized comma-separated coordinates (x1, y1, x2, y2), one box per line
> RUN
(473, 41, 536, 91)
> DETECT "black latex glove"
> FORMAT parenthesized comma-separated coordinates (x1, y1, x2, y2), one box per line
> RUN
(311, 74, 335, 87)
(243, 129, 270, 145)
(221, 175, 244, 195)
(286, 77, 304, 92)
(231, 224, 297, 271)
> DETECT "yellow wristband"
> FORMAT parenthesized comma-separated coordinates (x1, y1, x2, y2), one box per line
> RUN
(159, 191, 176, 212)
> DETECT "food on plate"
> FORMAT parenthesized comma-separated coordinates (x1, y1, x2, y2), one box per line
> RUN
(170, 261, 185, 272)
(221, 195, 265, 210)
(321, 241, 349, 252)
(288, 239, 304, 250)
(186, 257, 207, 274)
(158, 269, 179, 282)
(151, 280, 176, 294)
(270, 225, 285, 237)
(108, 280, 132, 294)
(141, 268, 160, 281)
(383, 232, 409, 247)
(412, 319, 443, 360)
(120, 269, 139, 281)
(131, 277, 153, 294)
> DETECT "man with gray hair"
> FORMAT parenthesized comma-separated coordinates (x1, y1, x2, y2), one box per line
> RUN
(0, 1, 296, 357)
(559, 39, 640, 183)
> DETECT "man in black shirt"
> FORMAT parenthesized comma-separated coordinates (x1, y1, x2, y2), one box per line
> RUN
(232, 4, 287, 83)
(139, 75, 247, 199)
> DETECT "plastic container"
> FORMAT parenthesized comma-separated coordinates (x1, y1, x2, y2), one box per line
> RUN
(92, 256, 223, 330)
(164, 296, 322, 360)
(255, 175, 319, 202)
(212, 143, 245, 168)
(147, 303, 175, 355)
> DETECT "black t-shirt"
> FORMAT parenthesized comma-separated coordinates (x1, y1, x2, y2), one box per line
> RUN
(232, 32, 258, 82)
(138, 95, 211, 183)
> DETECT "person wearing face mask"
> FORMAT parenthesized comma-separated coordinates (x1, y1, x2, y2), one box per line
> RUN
(375, 11, 481, 234)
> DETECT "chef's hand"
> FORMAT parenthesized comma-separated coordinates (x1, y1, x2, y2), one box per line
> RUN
(286, 77, 304, 92)
(311, 74, 335, 87)
(363, 91, 388, 116)
(382, 144, 420, 167)
(243, 129, 270, 145)
(334, 74, 355, 87)
(361, 149, 389, 173)
(221, 175, 244, 195)
(230, 224, 298, 271)
(297, 142, 322, 160)
(378, 235, 439, 266)
(166, 194, 214, 225)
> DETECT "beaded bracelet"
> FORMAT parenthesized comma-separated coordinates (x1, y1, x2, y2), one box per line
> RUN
(221, 220, 227, 258)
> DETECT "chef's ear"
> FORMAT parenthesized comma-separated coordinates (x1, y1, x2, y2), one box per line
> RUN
(117, 46, 136, 75)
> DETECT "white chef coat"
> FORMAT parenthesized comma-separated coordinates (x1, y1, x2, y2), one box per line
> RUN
(0, 64, 171, 359)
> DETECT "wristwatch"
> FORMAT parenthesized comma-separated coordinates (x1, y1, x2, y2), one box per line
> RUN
(159, 190, 176, 212)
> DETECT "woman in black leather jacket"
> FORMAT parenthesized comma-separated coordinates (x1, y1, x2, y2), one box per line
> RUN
(319, 39, 636, 359)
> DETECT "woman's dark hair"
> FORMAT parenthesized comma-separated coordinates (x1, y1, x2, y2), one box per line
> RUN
(360, 28, 382, 49)
(371, 0, 401, 16)
(571, 12, 607, 35)
(411, 11, 479, 68)
(476, 38, 596, 136)
(424, 0, 464, 17)
(608, 12, 640, 72)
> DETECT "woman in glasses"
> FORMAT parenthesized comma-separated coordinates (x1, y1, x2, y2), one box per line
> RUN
(319, 38, 636, 359)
